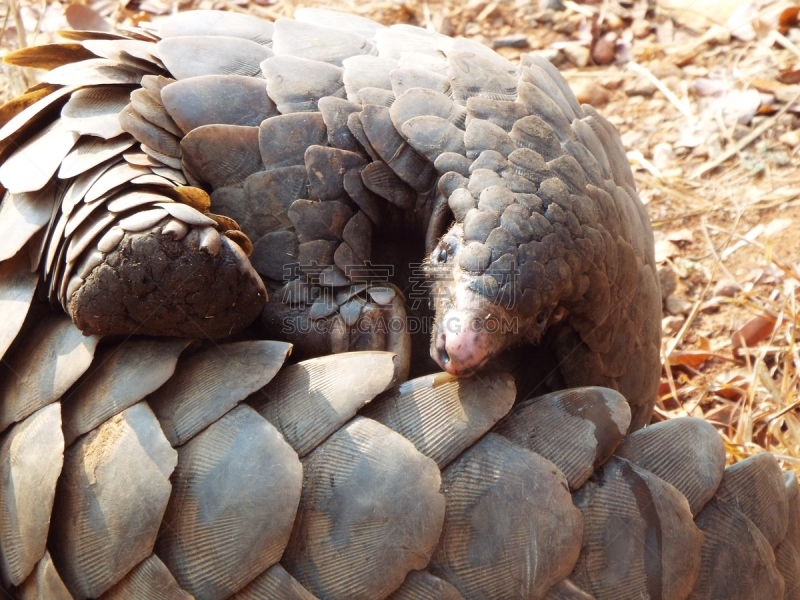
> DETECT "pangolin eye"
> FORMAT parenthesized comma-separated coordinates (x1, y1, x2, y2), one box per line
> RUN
(435, 236, 458, 264)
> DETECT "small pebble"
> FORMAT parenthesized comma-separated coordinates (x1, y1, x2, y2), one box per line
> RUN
(780, 130, 800, 148)
(540, 0, 564, 10)
(493, 34, 529, 49)
(534, 8, 555, 23)
(592, 33, 617, 65)
(713, 279, 740, 298)
(652, 143, 674, 170)
(666, 294, 692, 316)
(562, 44, 590, 68)
(571, 79, 610, 107)
(432, 15, 455, 37)
(465, 23, 481, 36)
(626, 77, 657, 97)
(631, 19, 652, 38)
(528, 48, 563, 66)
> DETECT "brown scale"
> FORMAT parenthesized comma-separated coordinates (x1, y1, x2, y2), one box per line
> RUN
(156, 404, 301, 599)
(282, 417, 444, 600)
(614, 416, 726, 516)
(230, 564, 315, 600)
(570, 456, 702, 599)
(430, 433, 583, 599)
(690, 497, 784, 599)
(775, 539, 800, 600)
(387, 570, 465, 600)
(101, 555, 190, 600)
(715, 452, 789, 548)
(493, 387, 630, 490)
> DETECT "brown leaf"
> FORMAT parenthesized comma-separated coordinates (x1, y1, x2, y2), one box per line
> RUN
(0, 85, 59, 130)
(65, 4, 114, 33)
(731, 314, 777, 357)
(750, 78, 800, 104)
(669, 350, 713, 369)
(207, 213, 240, 232)
(779, 68, 800, 84)
(779, 6, 800, 32)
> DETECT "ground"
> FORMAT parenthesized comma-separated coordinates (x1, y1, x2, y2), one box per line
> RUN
(2, 0, 800, 468)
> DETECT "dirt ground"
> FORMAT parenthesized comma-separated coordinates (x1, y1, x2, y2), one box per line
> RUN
(2, 0, 800, 468)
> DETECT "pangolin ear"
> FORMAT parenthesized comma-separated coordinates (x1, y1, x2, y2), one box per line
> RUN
(425, 193, 454, 256)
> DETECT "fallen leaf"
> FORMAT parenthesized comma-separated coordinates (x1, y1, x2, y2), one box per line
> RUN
(731, 314, 777, 357)
(669, 350, 713, 369)
(779, 6, 799, 32)
(65, 4, 113, 32)
(779, 68, 800, 84)
(751, 78, 800, 104)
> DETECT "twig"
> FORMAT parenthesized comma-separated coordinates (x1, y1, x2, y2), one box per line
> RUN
(690, 88, 800, 179)
(666, 210, 743, 357)
(626, 61, 693, 118)
(700, 217, 738, 284)
(769, 29, 800, 63)
(8, 0, 26, 50)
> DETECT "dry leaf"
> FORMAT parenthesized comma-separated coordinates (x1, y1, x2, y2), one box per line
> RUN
(65, 4, 114, 33)
(669, 350, 713, 369)
(779, 6, 799, 32)
(731, 314, 777, 357)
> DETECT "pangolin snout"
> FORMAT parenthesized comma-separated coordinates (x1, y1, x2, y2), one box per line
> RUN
(432, 310, 501, 376)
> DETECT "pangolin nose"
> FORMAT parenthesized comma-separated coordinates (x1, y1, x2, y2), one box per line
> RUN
(434, 333, 451, 370)
(432, 312, 492, 376)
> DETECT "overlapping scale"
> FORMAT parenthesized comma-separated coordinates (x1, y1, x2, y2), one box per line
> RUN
(714, 452, 789, 547)
(494, 387, 629, 490)
(283, 417, 445, 599)
(775, 539, 800, 600)
(100, 554, 190, 600)
(156, 405, 302, 600)
(250, 351, 396, 456)
(49, 402, 177, 598)
(614, 416, 725, 515)
(60, 337, 190, 445)
(430, 433, 582, 598)
(157, 10, 274, 44)
(544, 579, 595, 599)
(157, 36, 271, 80)
(18, 551, 72, 600)
(0, 120, 79, 194)
(388, 570, 465, 600)
(570, 456, 702, 599)
(363, 370, 515, 468)
(148, 340, 290, 445)
(0, 251, 38, 362)
(0, 315, 98, 431)
(161, 75, 278, 133)
(0, 404, 64, 587)
(689, 497, 784, 599)
(230, 564, 315, 600)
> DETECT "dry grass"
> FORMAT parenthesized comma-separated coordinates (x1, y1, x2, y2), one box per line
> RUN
(3, 0, 800, 470)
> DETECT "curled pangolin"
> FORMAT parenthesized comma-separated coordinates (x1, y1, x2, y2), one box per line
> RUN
(0, 8, 793, 600)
